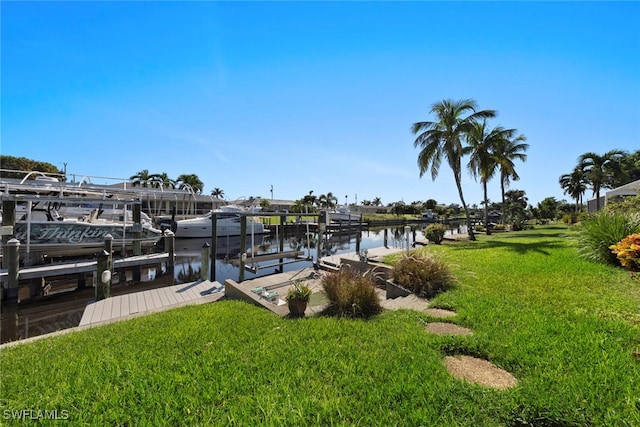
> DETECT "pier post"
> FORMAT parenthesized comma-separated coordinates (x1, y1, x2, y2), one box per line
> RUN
(96, 250, 111, 301)
(0, 239, 19, 343)
(384, 228, 388, 248)
(165, 230, 175, 282)
(133, 204, 142, 282)
(5, 238, 20, 302)
(239, 217, 247, 282)
(279, 214, 286, 273)
(211, 212, 218, 281)
(2, 200, 16, 247)
(104, 233, 113, 256)
(200, 243, 210, 282)
(317, 211, 326, 264)
(405, 225, 411, 255)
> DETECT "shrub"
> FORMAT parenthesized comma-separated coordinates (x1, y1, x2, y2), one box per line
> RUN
(562, 212, 580, 225)
(609, 233, 640, 272)
(321, 268, 383, 318)
(390, 252, 456, 298)
(574, 211, 640, 265)
(424, 223, 447, 244)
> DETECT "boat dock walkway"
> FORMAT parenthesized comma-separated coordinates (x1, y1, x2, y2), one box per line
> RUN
(79, 279, 224, 327)
(318, 246, 407, 270)
(0, 253, 170, 282)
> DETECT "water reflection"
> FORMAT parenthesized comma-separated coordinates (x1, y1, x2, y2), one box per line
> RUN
(173, 225, 429, 285)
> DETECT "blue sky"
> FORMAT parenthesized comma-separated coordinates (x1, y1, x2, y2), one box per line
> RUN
(2, 1, 639, 207)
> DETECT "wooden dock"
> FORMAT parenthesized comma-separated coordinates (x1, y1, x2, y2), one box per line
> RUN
(79, 279, 223, 327)
(0, 253, 169, 281)
(318, 246, 406, 269)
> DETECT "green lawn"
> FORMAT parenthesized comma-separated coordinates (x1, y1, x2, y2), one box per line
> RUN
(1, 225, 639, 426)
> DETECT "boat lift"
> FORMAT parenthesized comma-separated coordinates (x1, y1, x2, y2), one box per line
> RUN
(209, 210, 323, 282)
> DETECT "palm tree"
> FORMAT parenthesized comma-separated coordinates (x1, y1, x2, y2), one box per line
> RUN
(148, 172, 175, 189)
(129, 169, 151, 188)
(412, 98, 496, 241)
(559, 167, 587, 212)
(578, 150, 625, 211)
(318, 192, 338, 209)
(176, 174, 204, 194)
(493, 132, 528, 224)
(467, 121, 515, 234)
(211, 188, 224, 199)
(372, 197, 382, 206)
(301, 191, 318, 211)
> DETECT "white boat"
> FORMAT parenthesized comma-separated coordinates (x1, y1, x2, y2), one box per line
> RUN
(12, 208, 164, 262)
(174, 205, 268, 238)
(328, 205, 361, 223)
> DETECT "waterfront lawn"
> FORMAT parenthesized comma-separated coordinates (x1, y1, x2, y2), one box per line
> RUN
(1, 226, 639, 426)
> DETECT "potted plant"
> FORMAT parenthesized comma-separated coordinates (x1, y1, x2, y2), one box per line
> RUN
(286, 280, 312, 317)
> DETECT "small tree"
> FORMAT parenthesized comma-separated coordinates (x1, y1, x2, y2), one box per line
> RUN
(424, 223, 447, 244)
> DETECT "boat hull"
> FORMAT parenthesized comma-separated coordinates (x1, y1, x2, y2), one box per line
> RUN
(12, 221, 163, 260)
(175, 218, 268, 238)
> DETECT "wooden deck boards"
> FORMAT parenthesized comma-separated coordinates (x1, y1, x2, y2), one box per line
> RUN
(79, 280, 223, 327)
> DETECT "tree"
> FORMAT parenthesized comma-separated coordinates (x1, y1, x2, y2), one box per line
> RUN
(493, 132, 528, 224)
(176, 174, 204, 194)
(467, 121, 518, 234)
(412, 98, 496, 241)
(504, 190, 528, 226)
(211, 188, 225, 199)
(148, 172, 175, 189)
(301, 191, 318, 211)
(372, 197, 382, 206)
(559, 167, 587, 212)
(579, 150, 626, 211)
(0, 156, 61, 179)
(537, 197, 559, 222)
(609, 149, 640, 188)
(318, 192, 338, 209)
(259, 198, 271, 210)
(129, 169, 152, 187)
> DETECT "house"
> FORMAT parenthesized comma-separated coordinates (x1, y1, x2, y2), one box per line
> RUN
(587, 179, 640, 212)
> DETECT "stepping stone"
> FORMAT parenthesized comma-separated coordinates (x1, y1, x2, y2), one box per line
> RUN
(425, 308, 457, 318)
(444, 355, 518, 389)
(425, 322, 473, 336)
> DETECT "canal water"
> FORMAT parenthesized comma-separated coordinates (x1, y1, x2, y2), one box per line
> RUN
(174, 225, 429, 285)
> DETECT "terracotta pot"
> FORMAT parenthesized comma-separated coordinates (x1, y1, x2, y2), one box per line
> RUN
(288, 299, 308, 317)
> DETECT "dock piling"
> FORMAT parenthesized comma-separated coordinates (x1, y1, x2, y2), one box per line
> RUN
(96, 250, 111, 301)
(201, 243, 210, 282)
(5, 238, 20, 301)
(165, 230, 175, 281)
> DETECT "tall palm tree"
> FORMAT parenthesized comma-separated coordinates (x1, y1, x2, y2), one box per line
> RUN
(467, 121, 515, 234)
(493, 132, 528, 224)
(559, 167, 587, 212)
(578, 150, 625, 211)
(412, 98, 496, 241)
(129, 169, 151, 188)
(176, 174, 204, 194)
(211, 188, 224, 199)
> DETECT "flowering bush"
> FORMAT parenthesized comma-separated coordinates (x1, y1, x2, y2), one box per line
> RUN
(610, 233, 640, 272)
(424, 223, 447, 244)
